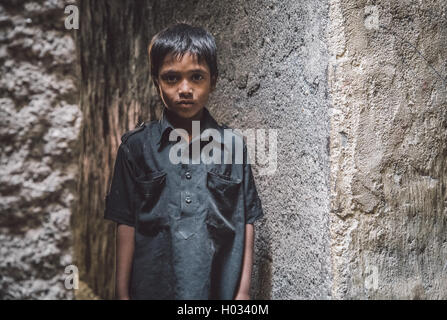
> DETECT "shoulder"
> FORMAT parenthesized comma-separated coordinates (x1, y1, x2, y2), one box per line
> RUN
(120, 121, 145, 144)
(120, 119, 159, 144)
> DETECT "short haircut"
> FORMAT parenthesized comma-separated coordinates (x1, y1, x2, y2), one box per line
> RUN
(148, 23, 218, 90)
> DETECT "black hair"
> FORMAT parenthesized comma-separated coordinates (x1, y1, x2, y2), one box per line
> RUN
(148, 23, 218, 90)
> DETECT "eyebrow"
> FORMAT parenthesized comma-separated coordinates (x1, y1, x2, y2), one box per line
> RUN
(189, 69, 207, 73)
(160, 68, 208, 75)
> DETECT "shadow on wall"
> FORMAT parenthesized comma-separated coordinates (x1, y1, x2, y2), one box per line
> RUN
(253, 229, 273, 300)
(255, 256, 273, 299)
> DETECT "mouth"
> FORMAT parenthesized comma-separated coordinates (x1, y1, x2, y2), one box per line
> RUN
(177, 101, 195, 108)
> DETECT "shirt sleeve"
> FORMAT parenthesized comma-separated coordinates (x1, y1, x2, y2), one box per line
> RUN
(243, 143, 264, 224)
(104, 143, 137, 227)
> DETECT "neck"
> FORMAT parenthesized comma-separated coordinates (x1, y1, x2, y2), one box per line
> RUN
(165, 108, 205, 135)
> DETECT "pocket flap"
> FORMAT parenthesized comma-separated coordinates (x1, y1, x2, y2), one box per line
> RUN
(135, 171, 167, 197)
(207, 170, 241, 185)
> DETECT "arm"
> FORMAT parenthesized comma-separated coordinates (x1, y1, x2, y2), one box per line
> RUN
(234, 223, 255, 300)
(115, 223, 135, 300)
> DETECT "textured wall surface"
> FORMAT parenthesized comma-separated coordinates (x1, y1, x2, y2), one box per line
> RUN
(0, 0, 79, 299)
(328, 0, 447, 299)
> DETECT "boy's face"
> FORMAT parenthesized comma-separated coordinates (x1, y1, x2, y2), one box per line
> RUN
(157, 52, 215, 120)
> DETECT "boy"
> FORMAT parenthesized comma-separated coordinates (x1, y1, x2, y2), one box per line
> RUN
(104, 23, 264, 300)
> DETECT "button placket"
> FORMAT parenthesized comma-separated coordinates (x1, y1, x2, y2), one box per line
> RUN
(179, 165, 195, 211)
(176, 165, 197, 240)
(183, 166, 193, 204)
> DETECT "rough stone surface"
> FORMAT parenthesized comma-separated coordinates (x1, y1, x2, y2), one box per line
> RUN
(328, 0, 447, 299)
(0, 0, 80, 299)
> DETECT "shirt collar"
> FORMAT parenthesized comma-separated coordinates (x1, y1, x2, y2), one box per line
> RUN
(157, 107, 224, 150)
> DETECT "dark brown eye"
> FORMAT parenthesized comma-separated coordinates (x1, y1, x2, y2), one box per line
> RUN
(162, 74, 178, 83)
(192, 74, 204, 81)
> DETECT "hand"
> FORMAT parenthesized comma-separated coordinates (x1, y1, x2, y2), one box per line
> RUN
(234, 292, 250, 300)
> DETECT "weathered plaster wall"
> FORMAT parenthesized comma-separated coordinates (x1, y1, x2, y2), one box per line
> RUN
(0, 0, 79, 299)
(328, 0, 447, 299)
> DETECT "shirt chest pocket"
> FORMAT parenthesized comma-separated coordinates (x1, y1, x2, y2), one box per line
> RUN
(206, 170, 242, 240)
(135, 171, 167, 236)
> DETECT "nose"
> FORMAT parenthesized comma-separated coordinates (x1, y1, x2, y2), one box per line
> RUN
(178, 79, 192, 96)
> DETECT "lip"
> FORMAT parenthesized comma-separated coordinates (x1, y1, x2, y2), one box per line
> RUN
(177, 100, 194, 105)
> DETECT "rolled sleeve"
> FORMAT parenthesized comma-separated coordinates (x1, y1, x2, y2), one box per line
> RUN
(243, 144, 264, 224)
(104, 143, 137, 227)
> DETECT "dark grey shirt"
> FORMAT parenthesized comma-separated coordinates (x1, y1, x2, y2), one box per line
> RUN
(104, 107, 264, 299)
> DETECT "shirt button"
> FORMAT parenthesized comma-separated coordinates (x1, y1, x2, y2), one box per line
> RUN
(185, 172, 192, 179)
(185, 196, 191, 204)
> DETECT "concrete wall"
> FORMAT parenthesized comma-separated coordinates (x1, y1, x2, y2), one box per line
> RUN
(0, 0, 79, 299)
(328, 0, 447, 299)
